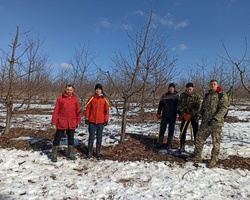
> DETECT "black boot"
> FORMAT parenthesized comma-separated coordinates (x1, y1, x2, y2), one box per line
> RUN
(179, 143, 185, 153)
(87, 143, 93, 159)
(96, 144, 101, 160)
(166, 135, 173, 152)
(68, 145, 76, 160)
(51, 146, 58, 162)
(155, 135, 164, 149)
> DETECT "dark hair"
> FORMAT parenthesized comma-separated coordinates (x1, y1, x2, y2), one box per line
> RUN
(66, 84, 74, 89)
(168, 83, 175, 89)
(210, 79, 218, 83)
(186, 82, 194, 88)
(95, 83, 103, 91)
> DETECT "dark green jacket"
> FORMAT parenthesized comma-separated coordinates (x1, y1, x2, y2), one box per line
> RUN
(178, 92, 201, 117)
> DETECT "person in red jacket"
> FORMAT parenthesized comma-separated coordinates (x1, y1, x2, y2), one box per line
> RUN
(85, 83, 110, 160)
(51, 84, 81, 162)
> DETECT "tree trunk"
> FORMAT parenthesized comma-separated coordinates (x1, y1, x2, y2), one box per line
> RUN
(120, 99, 128, 143)
(4, 101, 13, 135)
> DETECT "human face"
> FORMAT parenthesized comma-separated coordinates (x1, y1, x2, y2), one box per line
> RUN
(186, 87, 194, 94)
(209, 81, 218, 91)
(95, 88, 102, 96)
(65, 86, 74, 96)
(168, 86, 175, 93)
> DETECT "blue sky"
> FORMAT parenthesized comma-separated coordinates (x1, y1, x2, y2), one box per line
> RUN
(0, 0, 249, 73)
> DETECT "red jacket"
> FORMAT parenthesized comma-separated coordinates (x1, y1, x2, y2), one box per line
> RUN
(85, 94, 109, 124)
(51, 92, 81, 130)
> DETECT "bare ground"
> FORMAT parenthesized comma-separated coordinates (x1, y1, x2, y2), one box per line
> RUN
(0, 127, 249, 170)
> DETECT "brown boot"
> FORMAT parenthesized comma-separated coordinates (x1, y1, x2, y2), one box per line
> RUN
(208, 159, 217, 168)
(189, 155, 202, 163)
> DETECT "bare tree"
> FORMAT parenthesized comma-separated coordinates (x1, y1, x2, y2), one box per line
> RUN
(137, 28, 179, 119)
(104, 9, 178, 142)
(0, 27, 29, 134)
(0, 27, 49, 135)
(22, 38, 51, 109)
(67, 43, 100, 107)
(220, 38, 250, 95)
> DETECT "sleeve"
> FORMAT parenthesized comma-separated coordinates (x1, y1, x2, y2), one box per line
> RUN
(199, 95, 206, 116)
(104, 98, 110, 122)
(177, 93, 184, 113)
(51, 98, 60, 124)
(76, 98, 81, 124)
(191, 94, 202, 116)
(214, 92, 228, 121)
(85, 97, 92, 119)
(157, 100, 163, 115)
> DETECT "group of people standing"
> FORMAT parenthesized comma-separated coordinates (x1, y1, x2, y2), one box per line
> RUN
(49, 79, 228, 168)
(156, 80, 228, 168)
(50, 83, 110, 162)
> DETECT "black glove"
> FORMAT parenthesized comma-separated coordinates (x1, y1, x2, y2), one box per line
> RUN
(207, 118, 217, 126)
(103, 121, 108, 126)
(85, 119, 89, 125)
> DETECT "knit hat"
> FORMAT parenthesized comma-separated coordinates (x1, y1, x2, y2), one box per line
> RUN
(186, 82, 194, 88)
(168, 83, 175, 89)
(95, 83, 103, 91)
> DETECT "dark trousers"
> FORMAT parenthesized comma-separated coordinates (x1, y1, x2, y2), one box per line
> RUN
(88, 123, 104, 146)
(159, 116, 176, 138)
(52, 129, 75, 146)
(180, 118, 198, 144)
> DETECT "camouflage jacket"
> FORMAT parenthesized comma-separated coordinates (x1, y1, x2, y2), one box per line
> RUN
(157, 91, 180, 118)
(200, 90, 228, 127)
(178, 92, 201, 117)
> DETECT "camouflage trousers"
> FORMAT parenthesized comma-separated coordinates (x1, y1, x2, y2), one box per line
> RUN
(195, 124, 222, 161)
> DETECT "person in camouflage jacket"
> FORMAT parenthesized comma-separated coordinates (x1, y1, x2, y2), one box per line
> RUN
(192, 80, 228, 168)
(178, 82, 201, 152)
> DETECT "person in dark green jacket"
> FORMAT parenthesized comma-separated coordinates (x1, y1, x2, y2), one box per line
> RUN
(178, 82, 201, 152)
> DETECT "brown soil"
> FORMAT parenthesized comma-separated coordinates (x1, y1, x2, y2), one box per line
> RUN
(0, 127, 249, 170)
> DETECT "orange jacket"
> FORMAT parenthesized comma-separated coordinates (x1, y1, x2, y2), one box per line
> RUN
(51, 92, 81, 130)
(85, 94, 109, 124)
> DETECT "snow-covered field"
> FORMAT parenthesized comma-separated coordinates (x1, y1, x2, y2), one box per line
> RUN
(0, 103, 250, 200)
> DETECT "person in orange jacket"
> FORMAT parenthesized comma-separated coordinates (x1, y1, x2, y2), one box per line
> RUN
(85, 83, 110, 160)
(51, 84, 81, 162)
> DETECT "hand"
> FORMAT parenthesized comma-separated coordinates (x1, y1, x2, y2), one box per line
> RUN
(183, 113, 191, 121)
(76, 124, 80, 128)
(85, 119, 89, 125)
(103, 121, 108, 126)
(157, 114, 161, 119)
(207, 118, 217, 126)
(52, 124, 56, 130)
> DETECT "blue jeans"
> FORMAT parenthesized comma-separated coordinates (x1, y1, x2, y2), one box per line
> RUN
(88, 123, 104, 146)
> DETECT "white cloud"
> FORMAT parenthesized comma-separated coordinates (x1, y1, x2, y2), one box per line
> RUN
(153, 13, 189, 30)
(99, 18, 112, 28)
(174, 19, 190, 29)
(179, 44, 188, 50)
(122, 24, 133, 31)
(60, 62, 72, 69)
(96, 17, 134, 32)
(133, 10, 145, 16)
